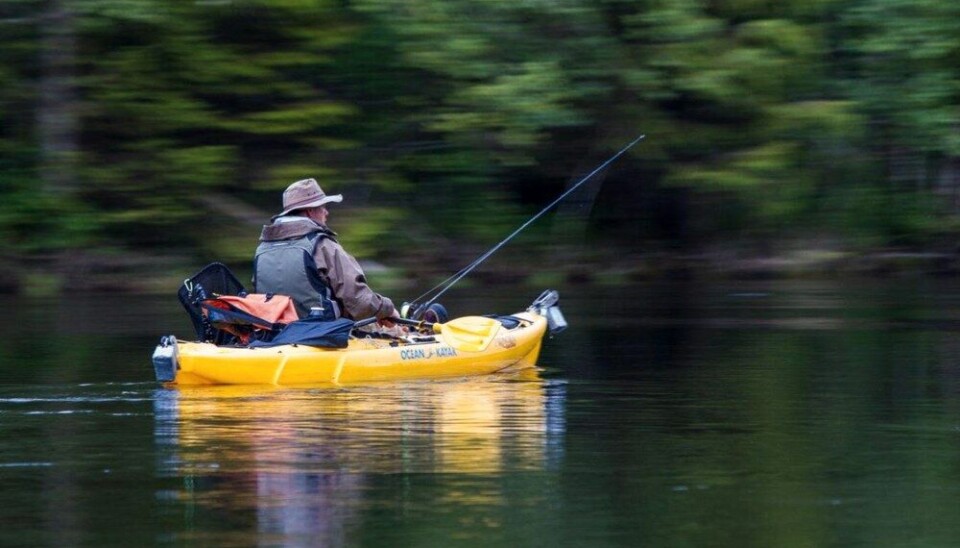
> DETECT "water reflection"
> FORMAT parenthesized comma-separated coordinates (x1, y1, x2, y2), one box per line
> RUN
(153, 372, 565, 544)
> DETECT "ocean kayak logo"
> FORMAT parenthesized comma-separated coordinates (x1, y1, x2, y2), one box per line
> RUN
(400, 346, 458, 360)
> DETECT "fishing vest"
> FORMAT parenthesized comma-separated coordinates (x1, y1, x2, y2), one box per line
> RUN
(253, 232, 339, 319)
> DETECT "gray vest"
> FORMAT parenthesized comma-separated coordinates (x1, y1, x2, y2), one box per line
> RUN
(253, 232, 338, 319)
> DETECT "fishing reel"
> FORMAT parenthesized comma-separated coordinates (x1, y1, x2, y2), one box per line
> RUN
(400, 302, 449, 324)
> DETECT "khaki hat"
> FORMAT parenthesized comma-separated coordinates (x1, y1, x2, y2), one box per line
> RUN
(277, 178, 343, 217)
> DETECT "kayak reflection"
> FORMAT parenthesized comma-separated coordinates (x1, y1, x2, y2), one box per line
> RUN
(153, 371, 566, 543)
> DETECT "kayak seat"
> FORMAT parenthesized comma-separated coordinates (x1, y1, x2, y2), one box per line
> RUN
(178, 262, 247, 344)
(200, 293, 300, 346)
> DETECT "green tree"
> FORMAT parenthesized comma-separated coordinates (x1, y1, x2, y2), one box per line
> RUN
(75, 1, 368, 253)
(355, 0, 603, 245)
(838, 0, 960, 243)
(596, 0, 859, 247)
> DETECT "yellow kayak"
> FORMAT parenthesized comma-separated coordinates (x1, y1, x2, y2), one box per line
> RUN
(152, 292, 566, 386)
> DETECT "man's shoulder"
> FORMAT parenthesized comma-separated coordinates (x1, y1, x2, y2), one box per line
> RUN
(315, 233, 346, 253)
(260, 217, 337, 242)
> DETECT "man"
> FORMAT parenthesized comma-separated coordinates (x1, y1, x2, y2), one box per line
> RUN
(253, 178, 399, 322)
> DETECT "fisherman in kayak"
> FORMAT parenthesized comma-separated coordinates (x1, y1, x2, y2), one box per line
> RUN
(253, 178, 399, 323)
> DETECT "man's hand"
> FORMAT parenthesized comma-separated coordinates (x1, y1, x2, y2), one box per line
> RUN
(377, 309, 401, 328)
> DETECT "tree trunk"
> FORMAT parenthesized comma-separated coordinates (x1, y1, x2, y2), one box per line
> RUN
(37, 0, 78, 195)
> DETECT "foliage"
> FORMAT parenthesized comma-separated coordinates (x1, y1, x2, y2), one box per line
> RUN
(1, 0, 960, 284)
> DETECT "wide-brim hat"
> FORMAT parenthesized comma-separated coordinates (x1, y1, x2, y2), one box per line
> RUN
(277, 178, 343, 217)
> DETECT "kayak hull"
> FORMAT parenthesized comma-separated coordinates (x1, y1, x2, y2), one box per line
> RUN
(156, 311, 547, 386)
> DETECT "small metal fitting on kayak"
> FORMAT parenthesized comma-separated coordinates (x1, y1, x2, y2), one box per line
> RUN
(152, 335, 179, 383)
(529, 290, 567, 335)
(545, 306, 567, 335)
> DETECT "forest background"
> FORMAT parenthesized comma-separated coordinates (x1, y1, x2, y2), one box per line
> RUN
(1, 0, 959, 295)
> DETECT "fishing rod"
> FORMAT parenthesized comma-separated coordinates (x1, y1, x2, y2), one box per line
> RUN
(404, 134, 646, 319)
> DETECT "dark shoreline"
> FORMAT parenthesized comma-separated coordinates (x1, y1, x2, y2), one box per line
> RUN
(5, 248, 960, 297)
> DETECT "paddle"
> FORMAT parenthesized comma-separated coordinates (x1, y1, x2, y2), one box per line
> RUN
(435, 316, 501, 352)
(353, 316, 502, 352)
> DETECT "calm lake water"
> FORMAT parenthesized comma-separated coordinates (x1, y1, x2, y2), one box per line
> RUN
(1, 280, 959, 546)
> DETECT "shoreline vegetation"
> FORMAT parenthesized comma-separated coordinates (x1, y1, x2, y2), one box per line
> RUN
(6, 245, 960, 298)
(4, 2, 960, 294)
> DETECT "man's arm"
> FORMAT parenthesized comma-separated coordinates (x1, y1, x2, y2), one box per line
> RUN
(315, 240, 396, 320)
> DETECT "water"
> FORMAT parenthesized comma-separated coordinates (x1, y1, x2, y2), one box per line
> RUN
(1, 281, 960, 546)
